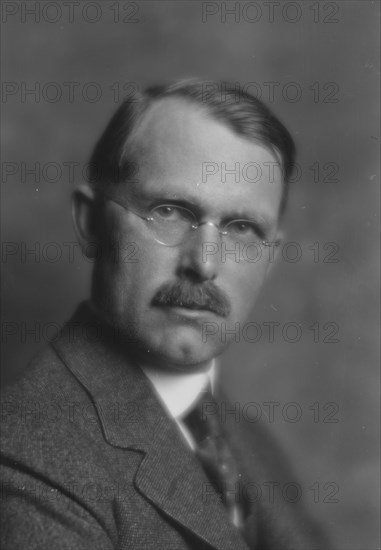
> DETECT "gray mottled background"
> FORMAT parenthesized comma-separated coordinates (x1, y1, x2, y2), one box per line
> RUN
(1, 1, 380, 548)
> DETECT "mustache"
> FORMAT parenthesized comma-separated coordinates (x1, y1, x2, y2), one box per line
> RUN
(152, 280, 231, 317)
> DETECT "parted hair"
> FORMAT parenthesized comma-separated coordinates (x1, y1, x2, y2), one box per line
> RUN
(88, 79, 296, 215)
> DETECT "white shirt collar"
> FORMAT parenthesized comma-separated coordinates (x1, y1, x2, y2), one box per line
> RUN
(141, 360, 216, 420)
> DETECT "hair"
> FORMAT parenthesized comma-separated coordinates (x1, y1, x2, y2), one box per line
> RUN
(88, 79, 296, 215)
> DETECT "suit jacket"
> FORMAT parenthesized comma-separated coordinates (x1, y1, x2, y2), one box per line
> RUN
(1, 303, 328, 549)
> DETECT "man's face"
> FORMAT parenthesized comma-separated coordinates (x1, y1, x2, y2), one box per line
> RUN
(93, 98, 283, 371)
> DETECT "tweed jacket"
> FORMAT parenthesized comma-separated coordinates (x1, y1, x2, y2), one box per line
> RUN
(0, 303, 327, 549)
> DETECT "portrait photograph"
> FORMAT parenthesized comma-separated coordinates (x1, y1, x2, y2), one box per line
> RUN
(1, 1, 379, 549)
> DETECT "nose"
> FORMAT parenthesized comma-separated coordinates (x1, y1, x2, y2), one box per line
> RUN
(176, 222, 220, 283)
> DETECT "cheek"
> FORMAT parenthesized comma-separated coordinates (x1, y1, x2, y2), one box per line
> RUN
(107, 237, 177, 299)
(224, 263, 268, 319)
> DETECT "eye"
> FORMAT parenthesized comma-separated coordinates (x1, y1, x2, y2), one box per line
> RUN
(227, 220, 258, 236)
(154, 206, 177, 219)
(152, 205, 195, 223)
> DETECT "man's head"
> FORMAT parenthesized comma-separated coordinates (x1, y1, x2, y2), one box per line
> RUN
(73, 80, 295, 372)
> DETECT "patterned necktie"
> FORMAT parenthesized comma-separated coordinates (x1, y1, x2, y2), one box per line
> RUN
(183, 388, 250, 531)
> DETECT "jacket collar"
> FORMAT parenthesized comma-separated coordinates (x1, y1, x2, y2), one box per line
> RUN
(53, 303, 250, 550)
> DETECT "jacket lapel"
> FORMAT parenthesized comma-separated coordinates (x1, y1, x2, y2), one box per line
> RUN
(53, 304, 250, 550)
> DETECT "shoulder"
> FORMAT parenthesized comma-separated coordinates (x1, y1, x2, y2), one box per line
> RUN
(0, 344, 120, 549)
(2, 343, 78, 402)
(1, 343, 111, 475)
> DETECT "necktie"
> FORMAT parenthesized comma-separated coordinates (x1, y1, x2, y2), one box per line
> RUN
(183, 388, 250, 531)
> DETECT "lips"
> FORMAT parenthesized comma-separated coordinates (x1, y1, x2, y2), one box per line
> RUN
(158, 299, 222, 317)
(152, 280, 231, 318)
(167, 302, 218, 316)
(173, 302, 213, 311)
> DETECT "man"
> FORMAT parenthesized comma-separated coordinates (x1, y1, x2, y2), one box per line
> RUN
(1, 80, 327, 549)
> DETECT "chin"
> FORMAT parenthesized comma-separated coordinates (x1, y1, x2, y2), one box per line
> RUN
(154, 333, 225, 372)
(118, 318, 226, 370)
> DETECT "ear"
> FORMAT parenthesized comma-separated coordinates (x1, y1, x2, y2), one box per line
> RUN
(265, 228, 284, 276)
(71, 184, 99, 259)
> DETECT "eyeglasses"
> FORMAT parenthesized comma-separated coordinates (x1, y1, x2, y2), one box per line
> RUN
(104, 195, 280, 248)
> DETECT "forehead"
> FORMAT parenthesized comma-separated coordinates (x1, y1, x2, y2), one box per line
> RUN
(126, 98, 283, 223)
